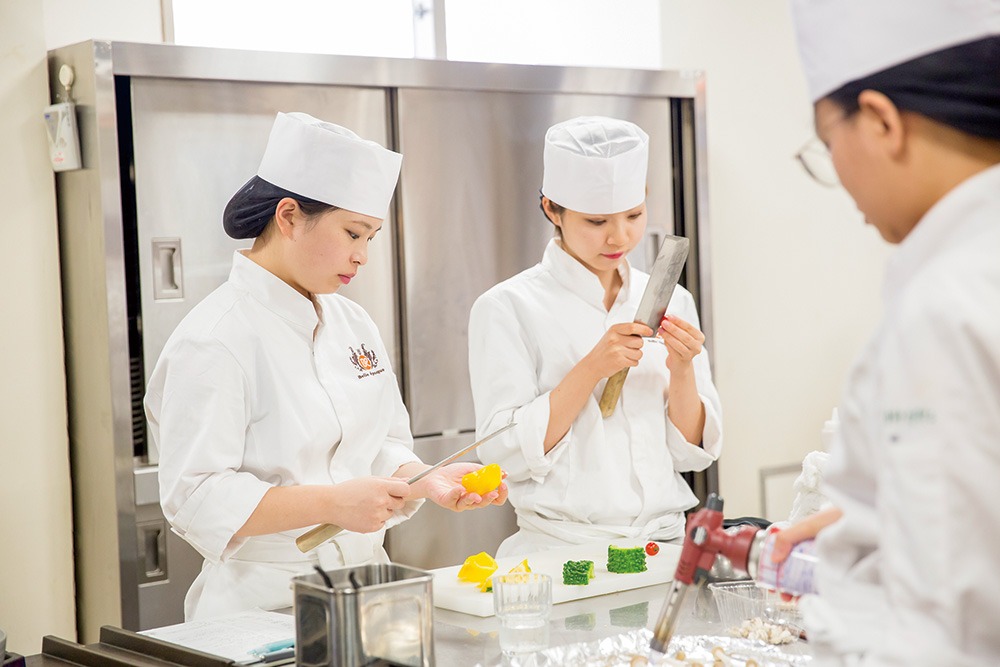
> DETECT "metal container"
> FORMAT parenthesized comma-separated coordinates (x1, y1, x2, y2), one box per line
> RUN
(293, 563, 435, 667)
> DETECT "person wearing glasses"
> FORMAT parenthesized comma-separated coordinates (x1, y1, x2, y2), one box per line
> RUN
(468, 116, 722, 558)
(769, 1, 1000, 664)
(145, 113, 507, 620)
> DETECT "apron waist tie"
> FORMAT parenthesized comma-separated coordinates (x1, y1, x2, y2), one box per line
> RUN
(514, 510, 686, 545)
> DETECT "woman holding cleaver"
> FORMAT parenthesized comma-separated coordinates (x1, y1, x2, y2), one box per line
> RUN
(468, 116, 722, 558)
(145, 112, 507, 620)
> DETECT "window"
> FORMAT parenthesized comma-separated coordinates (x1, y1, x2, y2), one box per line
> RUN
(170, 0, 661, 68)
(445, 0, 661, 69)
(171, 0, 415, 58)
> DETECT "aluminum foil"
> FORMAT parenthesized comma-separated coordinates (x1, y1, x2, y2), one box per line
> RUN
(498, 629, 812, 667)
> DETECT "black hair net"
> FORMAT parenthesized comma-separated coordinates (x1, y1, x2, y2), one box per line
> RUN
(222, 176, 321, 240)
(830, 36, 1000, 141)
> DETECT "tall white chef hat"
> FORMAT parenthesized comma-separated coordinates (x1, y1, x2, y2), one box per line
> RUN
(790, 0, 1000, 102)
(256, 112, 402, 219)
(541, 116, 649, 216)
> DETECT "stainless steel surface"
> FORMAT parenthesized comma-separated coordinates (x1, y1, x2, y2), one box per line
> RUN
(150, 237, 183, 301)
(634, 235, 690, 330)
(650, 579, 691, 653)
(294, 564, 434, 667)
(386, 433, 519, 569)
(49, 39, 714, 634)
(396, 87, 674, 436)
(108, 42, 700, 98)
(406, 422, 516, 485)
(134, 467, 204, 630)
(129, 76, 400, 412)
(132, 467, 159, 506)
(433, 580, 812, 665)
(48, 40, 141, 639)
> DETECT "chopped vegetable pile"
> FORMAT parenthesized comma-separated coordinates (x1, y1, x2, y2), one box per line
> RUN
(480, 559, 531, 592)
(607, 545, 647, 574)
(562, 559, 595, 585)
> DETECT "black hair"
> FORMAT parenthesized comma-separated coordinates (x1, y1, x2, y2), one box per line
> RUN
(223, 176, 338, 240)
(824, 35, 1000, 141)
(538, 190, 565, 237)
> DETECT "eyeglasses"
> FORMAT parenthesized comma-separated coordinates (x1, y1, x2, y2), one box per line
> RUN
(795, 136, 840, 187)
(794, 112, 852, 187)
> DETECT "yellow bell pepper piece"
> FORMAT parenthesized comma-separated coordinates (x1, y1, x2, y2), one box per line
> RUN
(479, 559, 531, 592)
(457, 552, 497, 584)
(461, 463, 502, 496)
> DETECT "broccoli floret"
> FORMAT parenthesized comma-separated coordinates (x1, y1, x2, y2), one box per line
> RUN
(607, 545, 647, 574)
(562, 560, 594, 585)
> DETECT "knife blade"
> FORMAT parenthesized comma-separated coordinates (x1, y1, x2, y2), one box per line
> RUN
(295, 422, 517, 553)
(598, 234, 690, 418)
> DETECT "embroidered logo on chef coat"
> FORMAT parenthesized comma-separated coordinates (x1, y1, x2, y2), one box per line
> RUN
(349, 344, 384, 379)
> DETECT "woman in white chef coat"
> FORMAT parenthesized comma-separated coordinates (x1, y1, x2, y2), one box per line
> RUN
(767, 3, 1000, 664)
(145, 112, 507, 621)
(468, 117, 722, 558)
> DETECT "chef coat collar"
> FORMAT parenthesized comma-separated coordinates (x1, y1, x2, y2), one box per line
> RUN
(883, 163, 1000, 309)
(229, 250, 320, 333)
(542, 238, 632, 310)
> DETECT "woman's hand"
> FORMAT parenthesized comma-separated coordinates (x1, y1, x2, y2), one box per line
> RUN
(326, 476, 411, 533)
(658, 314, 705, 374)
(770, 506, 843, 563)
(583, 322, 654, 379)
(412, 462, 509, 512)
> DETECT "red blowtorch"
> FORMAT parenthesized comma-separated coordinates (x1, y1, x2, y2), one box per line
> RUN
(650, 493, 763, 655)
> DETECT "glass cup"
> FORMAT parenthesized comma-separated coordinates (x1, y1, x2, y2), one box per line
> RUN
(492, 572, 552, 655)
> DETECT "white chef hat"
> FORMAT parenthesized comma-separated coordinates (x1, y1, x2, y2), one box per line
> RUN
(541, 116, 649, 215)
(256, 112, 402, 219)
(790, 0, 1000, 102)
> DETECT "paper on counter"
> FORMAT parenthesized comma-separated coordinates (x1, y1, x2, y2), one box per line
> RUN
(140, 608, 295, 662)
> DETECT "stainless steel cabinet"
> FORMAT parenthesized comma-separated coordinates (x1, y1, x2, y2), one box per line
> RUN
(48, 41, 710, 637)
(396, 87, 674, 438)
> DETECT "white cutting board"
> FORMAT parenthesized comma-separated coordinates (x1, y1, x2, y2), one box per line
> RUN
(430, 539, 681, 617)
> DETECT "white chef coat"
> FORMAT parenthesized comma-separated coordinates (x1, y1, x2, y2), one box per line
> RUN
(145, 251, 422, 620)
(801, 164, 1000, 666)
(469, 239, 722, 557)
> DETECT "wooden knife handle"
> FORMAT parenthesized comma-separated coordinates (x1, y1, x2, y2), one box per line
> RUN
(599, 367, 630, 418)
(296, 523, 343, 553)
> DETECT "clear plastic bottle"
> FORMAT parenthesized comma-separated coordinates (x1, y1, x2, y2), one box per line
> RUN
(746, 530, 818, 597)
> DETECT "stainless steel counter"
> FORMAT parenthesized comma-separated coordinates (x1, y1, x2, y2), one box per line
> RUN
(22, 581, 810, 666)
(433, 582, 812, 666)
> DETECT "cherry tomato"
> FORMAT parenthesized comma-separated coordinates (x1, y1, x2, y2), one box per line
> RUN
(645, 541, 660, 556)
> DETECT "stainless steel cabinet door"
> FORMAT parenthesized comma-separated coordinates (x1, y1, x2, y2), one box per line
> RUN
(129, 78, 397, 629)
(396, 89, 673, 437)
(130, 78, 400, 428)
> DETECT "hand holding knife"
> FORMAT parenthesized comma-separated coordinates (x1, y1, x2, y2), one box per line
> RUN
(295, 422, 516, 553)
(598, 234, 690, 418)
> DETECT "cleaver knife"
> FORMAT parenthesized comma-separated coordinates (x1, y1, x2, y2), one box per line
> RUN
(597, 234, 690, 418)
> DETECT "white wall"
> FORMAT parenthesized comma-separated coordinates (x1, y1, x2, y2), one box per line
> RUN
(43, 0, 163, 49)
(0, 0, 77, 655)
(0, 0, 163, 654)
(660, 0, 893, 518)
